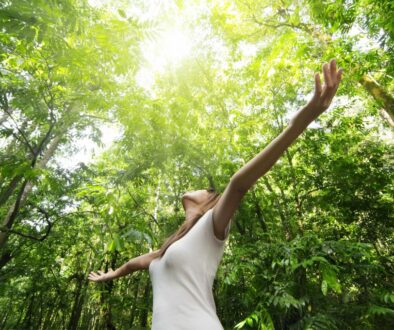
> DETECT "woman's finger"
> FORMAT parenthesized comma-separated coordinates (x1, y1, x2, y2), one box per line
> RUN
(330, 68, 343, 95)
(323, 62, 333, 88)
(337, 68, 343, 84)
(315, 72, 322, 96)
(330, 59, 337, 84)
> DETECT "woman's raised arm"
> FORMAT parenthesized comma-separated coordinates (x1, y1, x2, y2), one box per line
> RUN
(88, 249, 160, 282)
(212, 59, 343, 239)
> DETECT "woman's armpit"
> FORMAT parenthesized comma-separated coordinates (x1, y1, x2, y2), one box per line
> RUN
(211, 209, 231, 244)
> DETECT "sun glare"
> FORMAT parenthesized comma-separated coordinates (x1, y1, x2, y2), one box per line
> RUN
(146, 28, 192, 70)
(136, 27, 193, 89)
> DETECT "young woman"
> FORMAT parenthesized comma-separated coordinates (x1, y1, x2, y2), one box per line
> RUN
(89, 59, 343, 329)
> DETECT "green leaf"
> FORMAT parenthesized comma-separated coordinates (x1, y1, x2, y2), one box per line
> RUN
(118, 9, 127, 18)
(320, 263, 342, 294)
(368, 304, 394, 316)
(321, 280, 328, 296)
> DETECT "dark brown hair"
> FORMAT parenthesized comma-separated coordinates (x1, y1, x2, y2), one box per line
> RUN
(152, 189, 221, 260)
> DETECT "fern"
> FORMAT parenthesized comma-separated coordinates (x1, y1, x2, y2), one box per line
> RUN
(367, 304, 394, 316)
(289, 313, 339, 330)
(234, 306, 275, 330)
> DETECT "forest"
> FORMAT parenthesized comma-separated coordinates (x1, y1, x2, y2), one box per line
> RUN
(0, 0, 393, 329)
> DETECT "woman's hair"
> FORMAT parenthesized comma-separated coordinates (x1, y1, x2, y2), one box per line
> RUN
(153, 188, 221, 259)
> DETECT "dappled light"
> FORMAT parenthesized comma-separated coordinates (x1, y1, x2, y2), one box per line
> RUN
(0, 1, 393, 329)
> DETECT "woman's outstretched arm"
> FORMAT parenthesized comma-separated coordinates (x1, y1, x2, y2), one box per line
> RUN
(212, 59, 343, 239)
(88, 249, 160, 282)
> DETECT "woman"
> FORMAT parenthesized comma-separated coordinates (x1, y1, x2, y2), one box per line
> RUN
(89, 59, 343, 329)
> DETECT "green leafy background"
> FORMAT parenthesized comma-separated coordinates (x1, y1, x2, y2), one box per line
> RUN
(0, 0, 393, 329)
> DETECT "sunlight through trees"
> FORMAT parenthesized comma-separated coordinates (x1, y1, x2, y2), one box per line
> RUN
(0, 0, 393, 329)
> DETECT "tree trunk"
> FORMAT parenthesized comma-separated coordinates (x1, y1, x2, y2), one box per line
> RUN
(100, 254, 118, 330)
(0, 176, 23, 208)
(0, 309, 10, 330)
(0, 134, 62, 249)
(0, 250, 12, 269)
(139, 280, 151, 328)
(284, 149, 305, 234)
(129, 277, 141, 326)
(21, 293, 35, 330)
(359, 74, 394, 123)
(378, 108, 394, 128)
(68, 273, 86, 330)
(251, 189, 268, 232)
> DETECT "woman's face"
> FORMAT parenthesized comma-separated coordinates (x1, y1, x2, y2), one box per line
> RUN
(181, 189, 211, 210)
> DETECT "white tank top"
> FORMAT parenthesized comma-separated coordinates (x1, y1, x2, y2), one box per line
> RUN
(149, 208, 231, 330)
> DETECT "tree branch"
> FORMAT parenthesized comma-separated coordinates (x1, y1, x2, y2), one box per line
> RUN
(1, 106, 36, 155)
(0, 205, 55, 241)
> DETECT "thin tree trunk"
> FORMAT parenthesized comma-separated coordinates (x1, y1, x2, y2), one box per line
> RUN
(129, 277, 141, 326)
(0, 133, 62, 249)
(251, 189, 268, 232)
(0, 309, 9, 330)
(0, 110, 13, 126)
(99, 253, 118, 330)
(68, 273, 86, 330)
(0, 176, 22, 208)
(21, 292, 35, 329)
(36, 292, 44, 329)
(284, 149, 305, 234)
(139, 280, 151, 328)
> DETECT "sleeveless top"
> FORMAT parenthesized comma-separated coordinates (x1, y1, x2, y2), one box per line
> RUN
(149, 208, 231, 330)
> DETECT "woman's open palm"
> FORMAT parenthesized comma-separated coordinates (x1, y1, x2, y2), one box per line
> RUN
(88, 268, 114, 282)
(305, 58, 343, 119)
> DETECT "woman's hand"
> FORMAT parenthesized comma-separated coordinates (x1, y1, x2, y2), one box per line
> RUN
(88, 268, 115, 282)
(302, 58, 343, 122)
